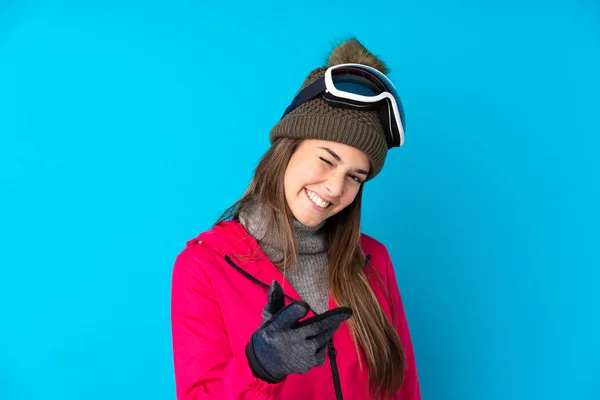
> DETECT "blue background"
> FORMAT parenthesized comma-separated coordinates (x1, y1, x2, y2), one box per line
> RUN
(1, 1, 599, 399)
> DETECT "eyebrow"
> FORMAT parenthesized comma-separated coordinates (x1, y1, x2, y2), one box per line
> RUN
(318, 147, 369, 176)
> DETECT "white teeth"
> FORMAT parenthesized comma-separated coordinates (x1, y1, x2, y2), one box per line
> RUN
(306, 189, 330, 208)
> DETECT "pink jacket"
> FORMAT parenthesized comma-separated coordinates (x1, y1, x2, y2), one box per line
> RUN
(171, 220, 421, 399)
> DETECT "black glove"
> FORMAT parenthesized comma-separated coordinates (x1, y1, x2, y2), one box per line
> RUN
(246, 281, 353, 383)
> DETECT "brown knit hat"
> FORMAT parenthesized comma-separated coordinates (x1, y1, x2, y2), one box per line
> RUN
(270, 39, 393, 179)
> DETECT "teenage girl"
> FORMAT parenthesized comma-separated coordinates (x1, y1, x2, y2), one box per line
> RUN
(171, 38, 421, 400)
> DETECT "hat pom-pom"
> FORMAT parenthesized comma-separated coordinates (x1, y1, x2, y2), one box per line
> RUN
(326, 38, 388, 74)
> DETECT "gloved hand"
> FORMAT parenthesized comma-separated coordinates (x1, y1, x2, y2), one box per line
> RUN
(246, 281, 353, 383)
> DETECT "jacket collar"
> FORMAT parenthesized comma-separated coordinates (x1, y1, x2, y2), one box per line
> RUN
(190, 220, 306, 303)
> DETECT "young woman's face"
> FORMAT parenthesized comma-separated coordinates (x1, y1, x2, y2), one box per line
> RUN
(284, 139, 371, 227)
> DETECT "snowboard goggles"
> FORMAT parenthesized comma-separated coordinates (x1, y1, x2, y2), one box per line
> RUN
(281, 63, 406, 148)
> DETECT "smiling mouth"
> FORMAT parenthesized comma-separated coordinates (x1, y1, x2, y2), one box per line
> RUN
(305, 188, 332, 209)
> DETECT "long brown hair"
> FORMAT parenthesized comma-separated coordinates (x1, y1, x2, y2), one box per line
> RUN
(217, 137, 405, 398)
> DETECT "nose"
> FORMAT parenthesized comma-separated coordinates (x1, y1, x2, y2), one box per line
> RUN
(325, 173, 345, 198)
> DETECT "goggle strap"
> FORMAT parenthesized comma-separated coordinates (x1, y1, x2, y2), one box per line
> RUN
(281, 78, 326, 119)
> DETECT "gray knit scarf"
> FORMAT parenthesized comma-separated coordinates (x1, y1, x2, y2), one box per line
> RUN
(239, 204, 330, 313)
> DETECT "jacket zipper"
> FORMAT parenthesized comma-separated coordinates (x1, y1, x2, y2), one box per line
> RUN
(224, 254, 372, 400)
(328, 340, 342, 400)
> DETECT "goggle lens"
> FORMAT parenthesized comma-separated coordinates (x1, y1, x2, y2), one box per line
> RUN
(331, 66, 388, 98)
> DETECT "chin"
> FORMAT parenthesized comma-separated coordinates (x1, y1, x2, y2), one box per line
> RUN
(293, 210, 326, 227)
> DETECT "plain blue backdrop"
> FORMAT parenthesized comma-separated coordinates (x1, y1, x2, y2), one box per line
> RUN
(1, 1, 599, 399)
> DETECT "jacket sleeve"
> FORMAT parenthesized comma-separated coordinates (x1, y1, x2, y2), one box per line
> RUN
(383, 247, 422, 400)
(170, 248, 285, 399)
